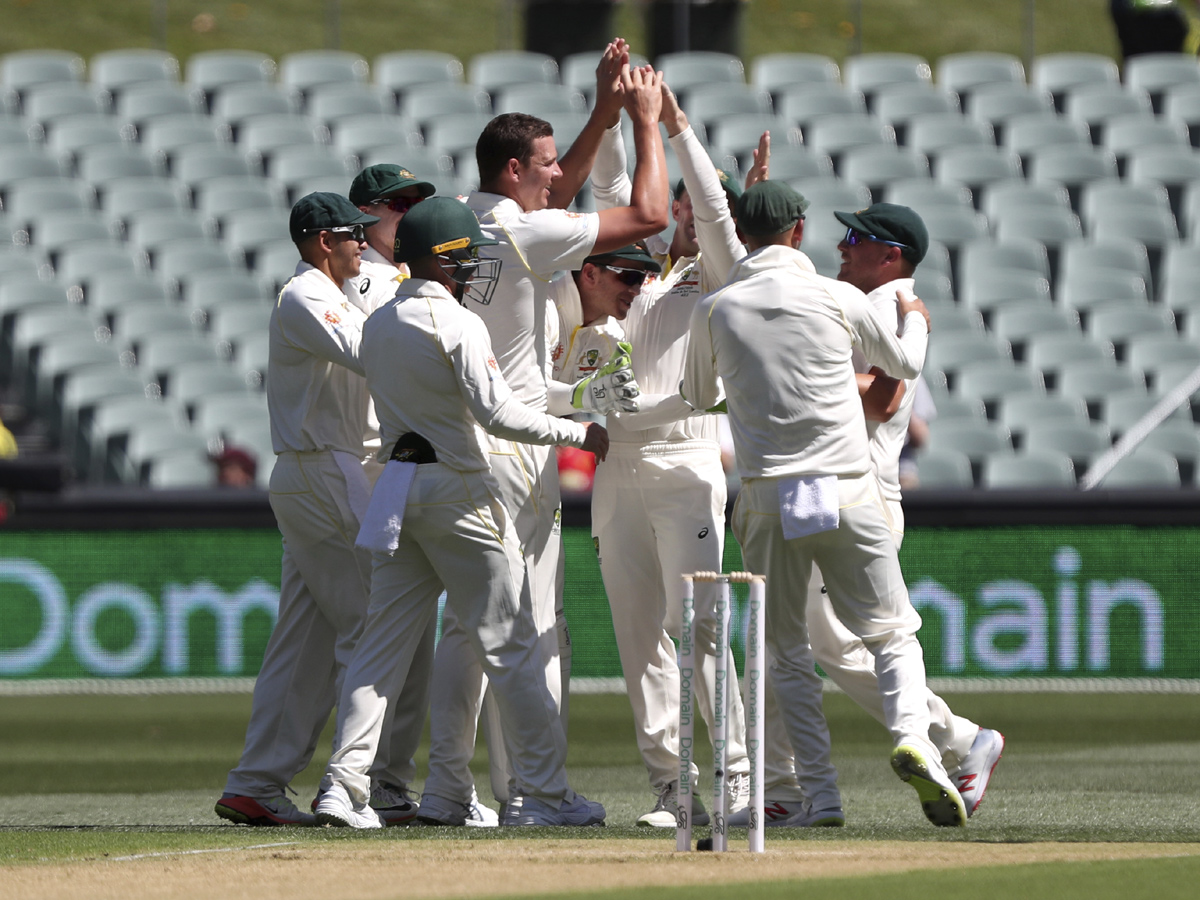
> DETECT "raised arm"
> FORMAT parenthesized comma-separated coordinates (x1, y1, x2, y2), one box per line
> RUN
(549, 39, 630, 208)
(591, 66, 670, 253)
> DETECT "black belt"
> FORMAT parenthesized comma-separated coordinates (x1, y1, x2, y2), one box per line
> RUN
(389, 432, 438, 464)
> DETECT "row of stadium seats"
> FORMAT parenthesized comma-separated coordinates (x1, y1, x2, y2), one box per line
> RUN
(5, 47, 1200, 489)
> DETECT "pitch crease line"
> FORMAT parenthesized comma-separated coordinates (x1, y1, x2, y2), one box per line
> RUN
(108, 841, 298, 861)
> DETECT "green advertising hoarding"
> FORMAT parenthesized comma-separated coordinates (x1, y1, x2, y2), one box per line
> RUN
(0, 525, 1194, 681)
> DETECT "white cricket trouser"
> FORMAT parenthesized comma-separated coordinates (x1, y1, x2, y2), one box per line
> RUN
(732, 473, 939, 812)
(591, 441, 749, 791)
(326, 464, 570, 807)
(224, 450, 434, 799)
(757, 497, 980, 804)
(422, 439, 568, 805)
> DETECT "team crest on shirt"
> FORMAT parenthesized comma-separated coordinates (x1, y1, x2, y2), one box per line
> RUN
(553, 507, 562, 535)
(585, 349, 599, 367)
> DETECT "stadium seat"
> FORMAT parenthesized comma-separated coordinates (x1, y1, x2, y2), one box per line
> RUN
(22, 82, 109, 124)
(655, 51, 744, 96)
(955, 360, 1045, 410)
(159, 359, 252, 406)
(990, 303, 1080, 355)
(77, 143, 159, 183)
(117, 420, 211, 483)
(965, 82, 1055, 145)
(912, 271, 954, 303)
(1031, 53, 1120, 108)
(180, 269, 270, 314)
(45, 113, 133, 160)
(798, 114, 895, 169)
(423, 112, 498, 167)
(1162, 82, 1200, 147)
(937, 52, 1025, 102)
(776, 82, 866, 129)
(400, 82, 491, 128)
(172, 143, 258, 184)
(268, 145, 352, 199)
(926, 419, 1012, 462)
(959, 237, 1050, 287)
(1080, 181, 1173, 228)
(884, 178, 971, 213)
(279, 50, 369, 95)
(145, 449, 215, 488)
(133, 329, 223, 376)
(236, 113, 329, 171)
(1102, 113, 1189, 170)
(1102, 390, 1192, 436)
(1027, 332, 1116, 381)
(786, 179, 871, 248)
(843, 53, 932, 107)
(1026, 145, 1118, 205)
(1058, 361, 1146, 409)
(873, 83, 960, 144)
(468, 51, 558, 93)
(4, 176, 97, 222)
(914, 447, 974, 488)
(934, 145, 1023, 195)
(494, 83, 588, 118)
(194, 175, 287, 224)
(1124, 52, 1200, 111)
(125, 209, 211, 254)
(108, 301, 198, 346)
(923, 302, 984, 335)
(89, 49, 181, 97)
(998, 392, 1090, 436)
(251, 240, 302, 296)
(192, 390, 269, 440)
(1060, 268, 1151, 318)
(139, 114, 231, 167)
(211, 83, 300, 134)
(1062, 84, 1152, 146)
(1059, 238, 1153, 298)
(757, 144, 834, 182)
(1089, 447, 1180, 488)
(116, 82, 205, 126)
(905, 114, 993, 163)
(0, 146, 65, 189)
(709, 114, 799, 158)
(1, 50, 85, 101)
(1139, 423, 1200, 483)
(185, 50, 277, 99)
(981, 179, 1071, 221)
(981, 450, 1076, 488)
(85, 270, 174, 318)
(25, 211, 116, 254)
(99, 175, 191, 220)
(374, 50, 464, 100)
(1087, 306, 1176, 356)
(840, 144, 929, 197)
(301, 83, 394, 127)
(330, 114, 422, 157)
(992, 207, 1082, 263)
(33, 332, 126, 410)
(1003, 113, 1091, 166)
(1023, 421, 1112, 466)
(682, 83, 772, 132)
(1125, 145, 1200, 226)
(751, 53, 841, 93)
(925, 332, 1011, 378)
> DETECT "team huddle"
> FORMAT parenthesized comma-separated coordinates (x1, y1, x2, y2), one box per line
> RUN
(213, 39, 1004, 832)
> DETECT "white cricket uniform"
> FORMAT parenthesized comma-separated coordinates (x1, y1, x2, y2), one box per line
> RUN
(421, 193, 600, 807)
(326, 277, 590, 806)
(683, 244, 938, 813)
(341, 246, 438, 793)
(547, 273, 627, 393)
(590, 124, 749, 793)
(224, 261, 376, 799)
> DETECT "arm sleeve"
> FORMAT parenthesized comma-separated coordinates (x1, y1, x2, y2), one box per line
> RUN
(518, 208, 602, 275)
(610, 391, 696, 430)
(682, 296, 723, 411)
(275, 294, 366, 376)
(591, 121, 632, 211)
(670, 126, 742, 287)
(848, 289, 927, 381)
(453, 315, 588, 447)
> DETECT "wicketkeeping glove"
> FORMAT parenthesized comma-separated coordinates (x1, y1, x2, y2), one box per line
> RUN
(571, 341, 641, 414)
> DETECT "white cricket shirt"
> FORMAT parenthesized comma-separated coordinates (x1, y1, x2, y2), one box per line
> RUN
(268, 262, 371, 455)
(362, 278, 588, 473)
(683, 246, 928, 480)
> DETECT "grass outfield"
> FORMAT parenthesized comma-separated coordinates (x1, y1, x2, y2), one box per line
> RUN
(1, 691, 1198, 898)
(0, 1, 1121, 68)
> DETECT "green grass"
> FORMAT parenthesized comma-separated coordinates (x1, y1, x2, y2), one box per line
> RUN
(1, 692, 1199, 850)
(0, 0, 1122, 68)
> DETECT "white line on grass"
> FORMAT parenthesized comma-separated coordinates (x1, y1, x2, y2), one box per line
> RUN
(108, 842, 298, 861)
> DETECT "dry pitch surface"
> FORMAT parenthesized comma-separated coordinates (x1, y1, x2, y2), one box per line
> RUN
(7, 839, 1200, 900)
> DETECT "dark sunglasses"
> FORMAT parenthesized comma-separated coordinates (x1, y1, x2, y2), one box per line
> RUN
(304, 224, 366, 241)
(372, 195, 424, 213)
(603, 264, 650, 287)
(844, 227, 907, 249)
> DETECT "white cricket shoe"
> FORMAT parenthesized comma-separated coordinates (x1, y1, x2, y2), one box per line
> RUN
(726, 797, 844, 828)
(503, 790, 606, 826)
(726, 772, 750, 816)
(635, 781, 710, 828)
(416, 790, 499, 827)
(314, 782, 384, 829)
(949, 728, 1005, 817)
(369, 781, 419, 826)
(891, 739, 967, 827)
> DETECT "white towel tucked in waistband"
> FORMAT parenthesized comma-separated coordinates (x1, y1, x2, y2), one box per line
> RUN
(778, 474, 839, 540)
(355, 460, 417, 554)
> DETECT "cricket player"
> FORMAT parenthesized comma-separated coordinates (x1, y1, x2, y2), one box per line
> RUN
(730, 203, 1004, 827)
(417, 45, 671, 825)
(683, 181, 969, 828)
(581, 83, 769, 826)
(216, 192, 385, 827)
(315, 197, 609, 828)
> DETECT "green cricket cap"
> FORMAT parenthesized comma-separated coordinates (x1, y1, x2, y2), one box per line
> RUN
(834, 202, 929, 265)
(289, 192, 379, 243)
(583, 240, 662, 273)
(734, 181, 810, 238)
(348, 163, 437, 206)
(393, 196, 497, 264)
